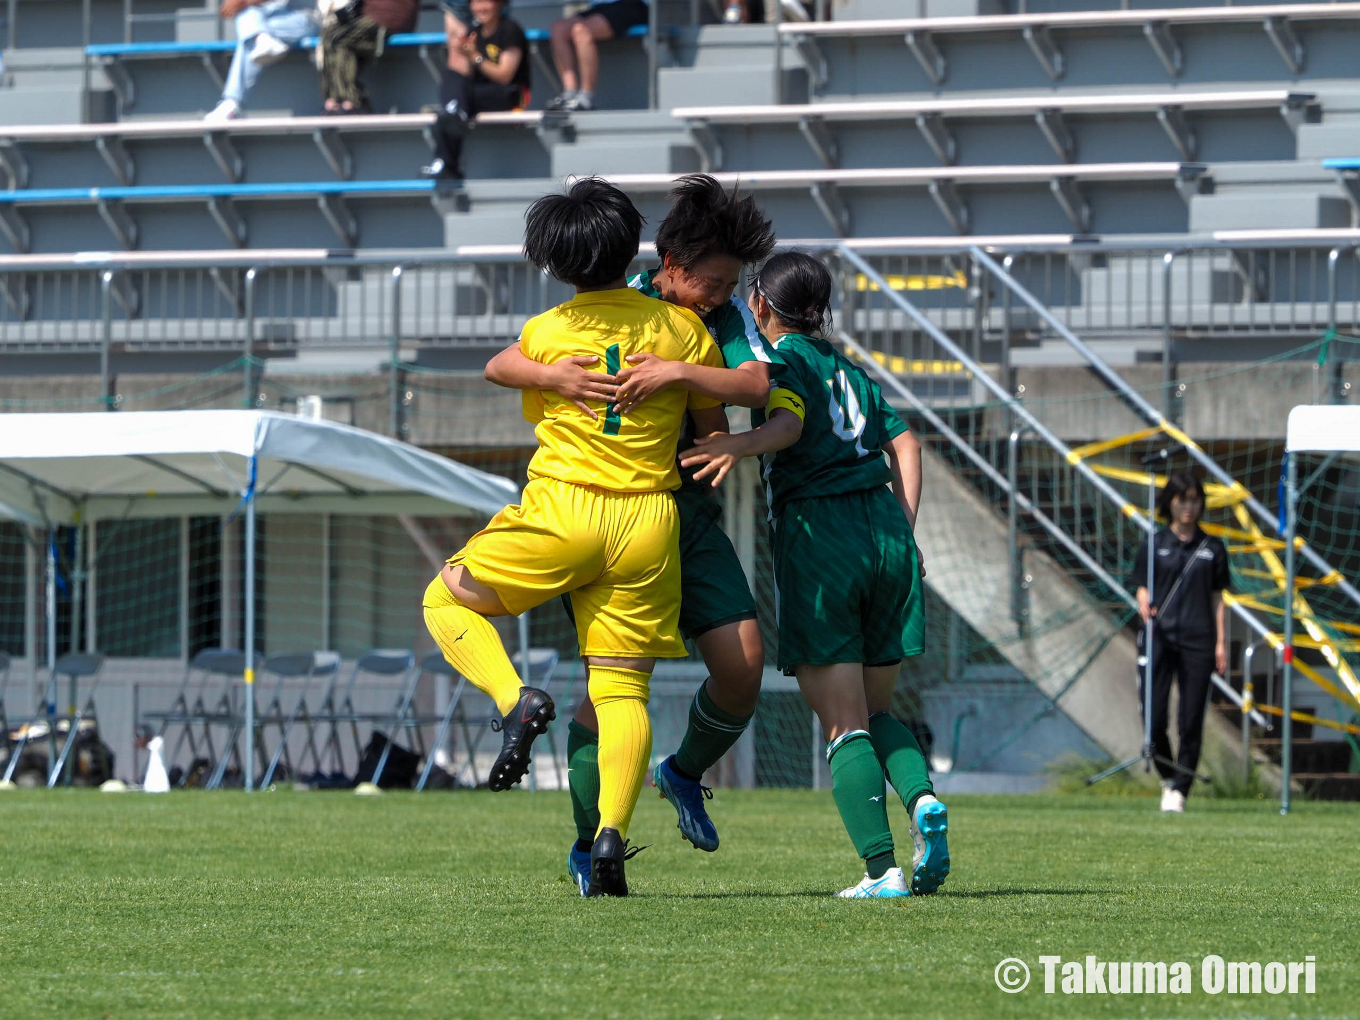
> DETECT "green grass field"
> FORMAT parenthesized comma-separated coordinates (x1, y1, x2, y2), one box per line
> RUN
(0, 788, 1356, 1020)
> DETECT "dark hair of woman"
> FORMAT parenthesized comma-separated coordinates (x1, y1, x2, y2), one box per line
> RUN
(1156, 469, 1206, 522)
(751, 251, 833, 336)
(522, 177, 645, 289)
(654, 174, 777, 269)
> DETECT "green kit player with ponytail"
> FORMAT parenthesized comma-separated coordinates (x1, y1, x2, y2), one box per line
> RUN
(681, 251, 949, 899)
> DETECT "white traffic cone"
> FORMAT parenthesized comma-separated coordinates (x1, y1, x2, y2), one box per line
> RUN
(144, 735, 171, 793)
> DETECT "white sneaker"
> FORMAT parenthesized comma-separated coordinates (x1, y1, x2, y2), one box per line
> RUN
(250, 32, 290, 66)
(1160, 787, 1185, 813)
(204, 98, 241, 123)
(837, 867, 910, 898)
(722, 2, 743, 23)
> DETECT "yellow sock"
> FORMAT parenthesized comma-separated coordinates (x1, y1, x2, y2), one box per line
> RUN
(589, 665, 653, 840)
(422, 575, 522, 717)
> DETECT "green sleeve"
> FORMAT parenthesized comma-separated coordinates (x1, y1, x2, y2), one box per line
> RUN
(877, 387, 909, 441)
(713, 299, 785, 370)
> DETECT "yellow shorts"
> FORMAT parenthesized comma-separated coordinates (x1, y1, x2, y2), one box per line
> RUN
(441, 476, 686, 660)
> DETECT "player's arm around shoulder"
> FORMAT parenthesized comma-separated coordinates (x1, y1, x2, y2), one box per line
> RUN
(614, 307, 769, 414)
(484, 328, 619, 421)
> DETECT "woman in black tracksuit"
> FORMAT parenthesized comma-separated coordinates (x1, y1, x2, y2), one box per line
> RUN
(1132, 470, 1230, 813)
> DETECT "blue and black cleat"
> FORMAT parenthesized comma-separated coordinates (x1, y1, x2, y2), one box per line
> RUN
(653, 755, 719, 852)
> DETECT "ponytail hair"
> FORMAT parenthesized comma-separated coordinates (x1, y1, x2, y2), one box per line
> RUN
(751, 251, 833, 336)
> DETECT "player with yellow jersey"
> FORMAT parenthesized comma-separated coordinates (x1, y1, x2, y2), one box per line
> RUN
(422, 177, 722, 897)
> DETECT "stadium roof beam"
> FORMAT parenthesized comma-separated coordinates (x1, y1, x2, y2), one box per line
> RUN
(207, 196, 248, 249)
(1035, 109, 1075, 163)
(904, 30, 946, 86)
(0, 204, 31, 254)
(203, 130, 244, 184)
(0, 141, 29, 189)
(1022, 24, 1065, 80)
(810, 182, 851, 237)
(96, 198, 138, 250)
(928, 179, 968, 235)
(312, 128, 354, 181)
(317, 193, 358, 248)
(798, 116, 840, 170)
(1155, 105, 1197, 162)
(915, 113, 956, 166)
(95, 135, 136, 187)
(1142, 20, 1183, 77)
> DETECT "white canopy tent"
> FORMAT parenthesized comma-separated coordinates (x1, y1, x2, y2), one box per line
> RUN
(1280, 405, 1360, 814)
(0, 410, 519, 789)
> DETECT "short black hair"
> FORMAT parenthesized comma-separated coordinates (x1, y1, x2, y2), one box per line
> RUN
(523, 177, 644, 289)
(654, 174, 776, 270)
(1157, 469, 1205, 521)
(752, 251, 833, 336)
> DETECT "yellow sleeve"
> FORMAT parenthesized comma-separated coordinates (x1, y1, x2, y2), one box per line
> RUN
(683, 321, 725, 410)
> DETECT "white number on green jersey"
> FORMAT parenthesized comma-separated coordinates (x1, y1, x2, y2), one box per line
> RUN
(826, 370, 868, 457)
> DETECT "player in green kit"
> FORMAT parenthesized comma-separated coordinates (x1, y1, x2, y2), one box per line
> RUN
(483, 175, 780, 893)
(681, 251, 949, 898)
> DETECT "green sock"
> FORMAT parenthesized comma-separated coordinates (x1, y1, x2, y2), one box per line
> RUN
(566, 720, 600, 844)
(869, 711, 934, 816)
(672, 680, 752, 780)
(826, 730, 895, 871)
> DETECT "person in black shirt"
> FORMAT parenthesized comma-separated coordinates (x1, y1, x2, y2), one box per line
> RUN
(424, 0, 529, 180)
(1131, 470, 1230, 813)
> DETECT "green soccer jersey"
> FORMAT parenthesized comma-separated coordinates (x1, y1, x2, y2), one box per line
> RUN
(628, 267, 784, 495)
(755, 332, 909, 516)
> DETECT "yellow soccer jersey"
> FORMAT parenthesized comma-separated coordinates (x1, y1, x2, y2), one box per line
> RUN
(520, 287, 723, 492)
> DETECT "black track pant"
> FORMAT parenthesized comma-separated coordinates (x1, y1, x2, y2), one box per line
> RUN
(433, 69, 521, 176)
(1138, 632, 1214, 796)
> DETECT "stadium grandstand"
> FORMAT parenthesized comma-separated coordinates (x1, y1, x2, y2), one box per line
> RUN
(1, 0, 1358, 809)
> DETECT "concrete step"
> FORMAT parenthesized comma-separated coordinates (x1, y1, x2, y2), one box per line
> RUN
(0, 85, 115, 125)
(1296, 120, 1360, 162)
(551, 134, 701, 176)
(1189, 187, 1350, 232)
(658, 65, 808, 109)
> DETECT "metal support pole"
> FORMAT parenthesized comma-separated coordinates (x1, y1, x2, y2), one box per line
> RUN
(100, 271, 114, 410)
(772, 0, 783, 106)
(389, 266, 404, 439)
(44, 529, 57, 778)
(1007, 429, 1028, 632)
(243, 268, 257, 409)
(647, 0, 659, 110)
(243, 455, 258, 792)
(1161, 251, 1177, 422)
(1281, 451, 1297, 814)
(69, 521, 83, 655)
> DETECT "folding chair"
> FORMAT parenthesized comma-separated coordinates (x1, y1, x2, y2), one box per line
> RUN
(414, 652, 469, 792)
(143, 648, 248, 777)
(309, 650, 415, 781)
(2, 653, 106, 785)
(0, 651, 12, 759)
(366, 650, 436, 787)
(259, 651, 342, 788)
(455, 648, 560, 789)
(201, 651, 266, 790)
(45, 653, 108, 788)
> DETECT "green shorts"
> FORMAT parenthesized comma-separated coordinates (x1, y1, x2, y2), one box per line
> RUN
(674, 489, 758, 640)
(772, 486, 924, 674)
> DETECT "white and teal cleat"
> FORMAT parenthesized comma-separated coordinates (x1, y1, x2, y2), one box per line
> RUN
(567, 845, 591, 898)
(837, 867, 911, 898)
(909, 794, 950, 895)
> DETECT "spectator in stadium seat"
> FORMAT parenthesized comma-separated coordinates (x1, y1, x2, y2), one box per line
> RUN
(423, 0, 529, 181)
(546, 0, 649, 112)
(320, 0, 419, 115)
(206, 0, 319, 122)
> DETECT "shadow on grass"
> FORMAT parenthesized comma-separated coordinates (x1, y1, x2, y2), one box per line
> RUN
(940, 887, 1103, 899)
(641, 890, 835, 900)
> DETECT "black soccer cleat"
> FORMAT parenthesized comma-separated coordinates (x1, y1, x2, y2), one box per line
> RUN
(586, 827, 649, 898)
(486, 686, 555, 792)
